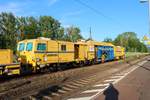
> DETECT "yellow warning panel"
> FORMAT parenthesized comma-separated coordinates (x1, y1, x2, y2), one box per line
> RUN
(147, 41, 150, 45)
(143, 35, 149, 41)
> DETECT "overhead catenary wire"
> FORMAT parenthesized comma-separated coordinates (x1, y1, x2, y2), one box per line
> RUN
(73, 0, 125, 27)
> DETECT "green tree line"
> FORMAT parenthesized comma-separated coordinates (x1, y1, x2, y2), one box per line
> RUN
(0, 12, 83, 50)
(104, 32, 148, 52)
(0, 12, 148, 52)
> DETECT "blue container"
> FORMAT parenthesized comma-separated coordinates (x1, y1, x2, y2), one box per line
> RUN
(96, 46, 114, 62)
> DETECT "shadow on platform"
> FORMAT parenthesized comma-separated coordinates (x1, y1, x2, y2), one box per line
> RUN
(103, 83, 119, 100)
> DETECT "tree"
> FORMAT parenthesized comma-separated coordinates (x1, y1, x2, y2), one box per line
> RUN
(57, 27, 64, 40)
(39, 16, 62, 40)
(65, 26, 83, 42)
(103, 38, 113, 43)
(17, 16, 41, 40)
(114, 32, 148, 52)
(17, 16, 64, 40)
(0, 12, 84, 50)
(0, 12, 18, 50)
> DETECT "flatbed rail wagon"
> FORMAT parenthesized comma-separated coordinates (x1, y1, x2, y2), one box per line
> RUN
(0, 49, 20, 75)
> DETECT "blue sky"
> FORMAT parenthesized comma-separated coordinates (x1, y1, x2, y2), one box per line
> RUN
(0, 0, 149, 41)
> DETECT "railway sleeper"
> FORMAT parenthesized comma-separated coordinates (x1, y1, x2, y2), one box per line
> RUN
(42, 95, 53, 100)
(63, 84, 79, 89)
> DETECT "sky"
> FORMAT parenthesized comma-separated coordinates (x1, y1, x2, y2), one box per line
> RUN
(0, 0, 149, 41)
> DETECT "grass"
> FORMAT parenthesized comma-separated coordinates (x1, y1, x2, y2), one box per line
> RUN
(125, 52, 149, 58)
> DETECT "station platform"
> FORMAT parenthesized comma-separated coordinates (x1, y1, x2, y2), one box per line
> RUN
(67, 60, 149, 100)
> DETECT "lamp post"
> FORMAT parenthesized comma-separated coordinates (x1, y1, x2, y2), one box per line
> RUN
(140, 0, 150, 35)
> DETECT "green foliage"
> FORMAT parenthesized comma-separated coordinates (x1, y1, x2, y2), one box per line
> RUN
(0, 12, 18, 50)
(0, 12, 83, 50)
(17, 16, 40, 40)
(0, 12, 148, 53)
(103, 38, 113, 43)
(17, 16, 63, 40)
(113, 32, 148, 52)
(39, 16, 63, 40)
(65, 26, 83, 42)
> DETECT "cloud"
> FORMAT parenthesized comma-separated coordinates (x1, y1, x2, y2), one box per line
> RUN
(0, 2, 20, 14)
(60, 10, 83, 25)
(62, 24, 72, 28)
(64, 11, 83, 16)
(0, 1, 39, 16)
(48, 0, 59, 6)
(0, 0, 59, 16)
(0, 2, 30, 16)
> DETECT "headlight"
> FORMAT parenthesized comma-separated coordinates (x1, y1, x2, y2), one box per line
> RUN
(44, 56, 47, 61)
(37, 62, 40, 65)
(4, 69, 8, 73)
(18, 58, 21, 62)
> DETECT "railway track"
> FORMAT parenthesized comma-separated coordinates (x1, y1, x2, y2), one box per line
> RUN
(0, 55, 148, 100)
(21, 56, 149, 100)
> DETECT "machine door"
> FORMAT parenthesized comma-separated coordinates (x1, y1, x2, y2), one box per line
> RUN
(74, 45, 79, 59)
(95, 46, 99, 61)
(97, 46, 103, 59)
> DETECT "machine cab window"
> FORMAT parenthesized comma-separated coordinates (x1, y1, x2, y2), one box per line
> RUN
(18, 43, 25, 51)
(26, 42, 33, 51)
(37, 43, 46, 51)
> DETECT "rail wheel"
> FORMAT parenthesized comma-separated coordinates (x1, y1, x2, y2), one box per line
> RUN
(79, 61, 84, 67)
